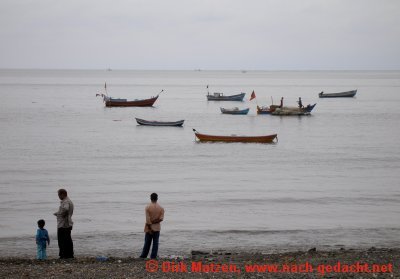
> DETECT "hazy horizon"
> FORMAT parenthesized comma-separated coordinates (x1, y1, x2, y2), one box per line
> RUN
(1, 68, 400, 71)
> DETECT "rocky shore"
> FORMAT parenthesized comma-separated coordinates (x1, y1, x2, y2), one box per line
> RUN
(0, 248, 398, 278)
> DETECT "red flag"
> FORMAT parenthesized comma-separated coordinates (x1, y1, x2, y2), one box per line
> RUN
(250, 91, 256, 101)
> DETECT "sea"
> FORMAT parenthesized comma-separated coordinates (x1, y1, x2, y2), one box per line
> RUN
(0, 69, 399, 258)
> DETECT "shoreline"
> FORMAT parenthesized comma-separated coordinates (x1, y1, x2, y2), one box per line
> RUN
(0, 248, 398, 278)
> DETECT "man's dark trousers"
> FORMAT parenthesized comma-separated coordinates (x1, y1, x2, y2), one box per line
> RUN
(57, 227, 74, 259)
(140, 231, 160, 259)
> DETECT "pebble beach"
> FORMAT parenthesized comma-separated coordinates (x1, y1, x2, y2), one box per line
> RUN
(0, 248, 398, 278)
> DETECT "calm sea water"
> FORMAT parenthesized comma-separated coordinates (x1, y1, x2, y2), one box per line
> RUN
(0, 69, 399, 257)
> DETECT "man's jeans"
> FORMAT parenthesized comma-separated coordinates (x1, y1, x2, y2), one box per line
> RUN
(140, 231, 160, 259)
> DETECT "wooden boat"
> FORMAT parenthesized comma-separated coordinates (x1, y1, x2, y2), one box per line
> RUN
(103, 94, 159, 107)
(257, 106, 271, 114)
(271, 104, 316, 116)
(135, 118, 184, 127)
(220, 107, 250, 115)
(207, 92, 246, 101)
(97, 84, 163, 107)
(258, 103, 316, 115)
(272, 108, 310, 116)
(193, 129, 277, 143)
(318, 90, 357, 98)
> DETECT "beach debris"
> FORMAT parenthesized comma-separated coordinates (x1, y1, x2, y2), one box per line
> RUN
(96, 256, 108, 262)
(191, 250, 209, 256)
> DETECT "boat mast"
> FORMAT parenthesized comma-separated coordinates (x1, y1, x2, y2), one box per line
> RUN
(104, 82, 108, 97)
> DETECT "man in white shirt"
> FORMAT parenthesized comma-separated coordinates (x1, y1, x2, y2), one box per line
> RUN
(54, 188, 74, 259)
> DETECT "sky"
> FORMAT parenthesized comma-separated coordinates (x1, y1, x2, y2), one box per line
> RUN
(0, 0, 399, 70)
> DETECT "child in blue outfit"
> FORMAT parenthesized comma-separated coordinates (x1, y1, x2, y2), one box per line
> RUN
(36, 219, 50, 260)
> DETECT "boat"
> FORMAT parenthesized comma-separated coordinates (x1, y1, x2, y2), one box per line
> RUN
(271, 103, 317, 116)
(257, 106, 273, 114)
(318, 90, 357, 98)
(271, 104, 316, 116)
(135, 118, 184, 127)
(192, 129, 277, 143)
(97, 83, 163, 107)
(207, 92, 246, 101)
(272, 108, 310, 116)
(258, 103, 316, 115)
(101, 94, 160, 107)
(220, 107, 250, 115)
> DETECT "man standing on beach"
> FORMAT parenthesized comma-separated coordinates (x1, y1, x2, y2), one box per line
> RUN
(140, 193, 165, 259)
(54, 188, 74, 259)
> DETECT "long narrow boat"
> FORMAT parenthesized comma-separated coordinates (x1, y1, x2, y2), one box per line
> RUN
(220, 107, 250, 115)
(272, 108, 310, 116)
(193, 129, 277, 143)
(271, 103, 317, 116)
(135, 118, 184, 127)
(318, 90, 357, 98)
(97, 86, 163, 107)
(258, 103, 316, 115)
(103, 95, 159, 107)
(271, 104, 316, 115)
(207, 92, 246, 101)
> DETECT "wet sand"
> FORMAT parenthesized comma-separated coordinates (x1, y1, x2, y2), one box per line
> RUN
(0, 248, 398, 278)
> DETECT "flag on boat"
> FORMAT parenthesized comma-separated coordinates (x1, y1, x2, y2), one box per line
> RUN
(250, 91, 256, 101)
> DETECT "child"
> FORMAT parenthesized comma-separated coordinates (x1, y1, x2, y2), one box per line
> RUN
(36, 219, 50, 260)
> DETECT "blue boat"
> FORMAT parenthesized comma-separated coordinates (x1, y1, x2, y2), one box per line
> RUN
(220, 107, 250, 115)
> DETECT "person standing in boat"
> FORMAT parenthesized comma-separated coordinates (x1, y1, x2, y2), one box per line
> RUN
(298, 97, 304, 108)
(140, 193, 165, 259)
(280, 97, 284, 108)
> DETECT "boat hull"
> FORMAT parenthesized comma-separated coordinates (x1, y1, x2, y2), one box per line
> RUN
(207, 93, 246, 101)
(105, 95, 159, 107)
(259, 104, 316, 115)
(135, 118, 184, 127)
(319, 90, 357, 98)
(272, 108, 310, 116)
(271, 103, 316, 116)
(220, 108, 250, 115)
(193, 130, 277, 143)
(257, 106, 272, 114)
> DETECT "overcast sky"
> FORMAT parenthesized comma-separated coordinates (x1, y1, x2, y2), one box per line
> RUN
(0, 0, 399, 70)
